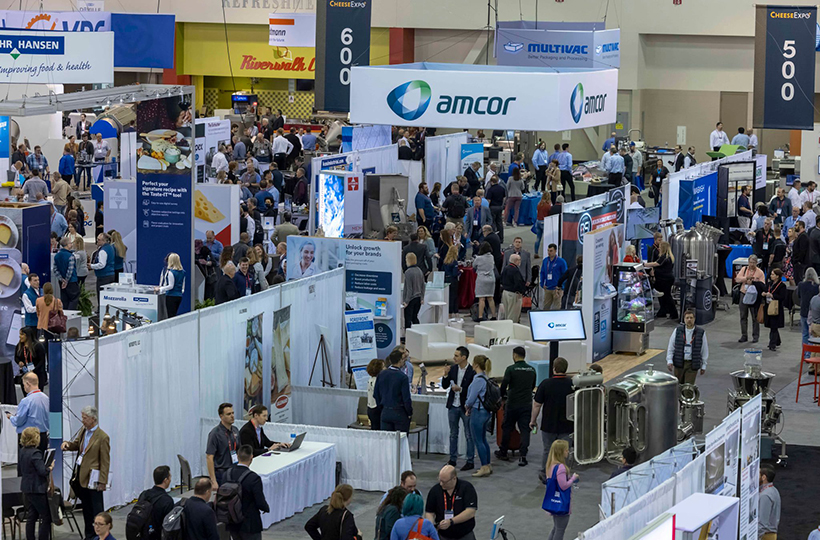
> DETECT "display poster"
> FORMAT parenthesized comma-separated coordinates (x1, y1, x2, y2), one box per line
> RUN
(496, 27, 620, 69)
(269, 13, 315, 48)
(753, 5, 816, 129)
(460, 143, 484, 180)
(704, 422, 728, 495)
(271, 306, 291, 423)
(755, 154, 768, 191)
(314, 0, 371, 112)
(0, 10, 110, 31)
(0, 30, 113, 84)
(346, 309, 377, 390)
(739, 394, 762, 540)
(105, 179, 137, 274)
(561, 200, 618, 273)
(194, 121, 205, 183)
(135, 95, 195, 314)
(582, 224, 620, 363)
(99, 286, 160, 326)
(678, 172, 718, 229)
(287, 237, 401, 355)
(723, 407, 742, 497)
(0, 116, 9, 174)
(244, 313, 264, 416)
(195, 184, 240, 247)
(318, 171, 363, 238)
(196, 117, 231, 183)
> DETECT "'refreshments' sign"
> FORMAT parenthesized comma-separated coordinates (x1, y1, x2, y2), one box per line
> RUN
(0, 30, 112, 83)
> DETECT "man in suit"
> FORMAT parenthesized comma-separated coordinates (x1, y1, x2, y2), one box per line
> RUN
(136, 466, 175, 540)
(465, 196, 492, 251)
(402, 232, 433, 276)
(478, 225, 503, 271)
(271, 109, 285, 131)
(810, 222, 820, 275)
(60, 406, 110, 540)
(441, 346, 475, 471)
(76, 113, 91, 139)
(225, 445, 270, 540)
(238, 405, 290, 456)
(502, 237, 532, 286)
(215, 262, 241, 305)
(463, 162, 481, 197)
(373, 348, 413, 432)
(183, 478, 219, 540)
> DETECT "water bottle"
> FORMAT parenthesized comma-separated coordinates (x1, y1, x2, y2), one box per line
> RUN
(290, 433, 296, 444)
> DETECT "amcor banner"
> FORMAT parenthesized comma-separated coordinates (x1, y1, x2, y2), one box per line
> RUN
(0, 30, 113, 84)
(496, 27, 620, 69)
(753, 5, 817, 129)
(350, 63, 618, 131)
(315, 0, 371, 112)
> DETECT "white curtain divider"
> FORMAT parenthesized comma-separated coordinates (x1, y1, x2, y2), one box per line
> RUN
(290, 386, 466, 456)
(424, 132, 469, 188)
(200, 418, 410, 492)
(579, 477, 677, 540)
(98, 313, 202, 509)
(674, 452, 707, 504)
(398, 160, 424, 215)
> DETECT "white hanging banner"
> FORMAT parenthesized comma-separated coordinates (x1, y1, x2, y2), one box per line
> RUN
(268, 13, 315, 48)
(0, 30, 114, 84)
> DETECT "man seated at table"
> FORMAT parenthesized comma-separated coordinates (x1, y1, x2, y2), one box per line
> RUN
(238, 405, 290, 456)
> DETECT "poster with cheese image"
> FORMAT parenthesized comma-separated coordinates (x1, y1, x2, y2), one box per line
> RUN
(194, 184, 240, 248)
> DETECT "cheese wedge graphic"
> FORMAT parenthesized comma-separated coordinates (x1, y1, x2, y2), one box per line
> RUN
(0, 223, 11, 245)
(195, 190, 226, 223)
(0, 264, 14, 286)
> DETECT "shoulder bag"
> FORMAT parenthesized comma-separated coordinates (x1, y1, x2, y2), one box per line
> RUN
(48, 302, 67, 334)
(542, 464, 571, 515)
(767, 283, 781, 316)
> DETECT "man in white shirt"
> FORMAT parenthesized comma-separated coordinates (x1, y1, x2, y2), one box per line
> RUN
(93, 133, 111, 163)
(683, 146, 697, 169)
(484, 162, 499, 189)
(666, 309, 708, 385)
(788, 179, 802, 210)
(600, 148, 612, 171)
(800, 201, 817, 229)
(748, 128, 758, 150)
(271, 129, 294, 170)
(709, 122, 730, 154)
(212, 144, 229, 175)
(800, 181, 818, 207)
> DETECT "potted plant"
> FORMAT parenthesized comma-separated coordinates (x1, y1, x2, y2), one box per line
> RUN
(78, 285, 94, 333)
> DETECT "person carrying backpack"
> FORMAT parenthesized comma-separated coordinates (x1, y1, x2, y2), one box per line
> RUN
(464, 355, 495, 478)
(180, 478, 219, 540)
(388, 493, 439, 540)
(216, 445, 269, 540)
(127, 466, 174, 540)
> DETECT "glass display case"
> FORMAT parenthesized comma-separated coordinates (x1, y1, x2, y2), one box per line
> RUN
(612, 262, 654, 354)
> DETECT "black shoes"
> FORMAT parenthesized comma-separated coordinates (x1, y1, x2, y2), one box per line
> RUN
(738, 337, 748, 343)
(519, 457, 528, 467)
(460, 462, 474, 472)
(494, 450, 510, 461)
(447, 460, 457, 467)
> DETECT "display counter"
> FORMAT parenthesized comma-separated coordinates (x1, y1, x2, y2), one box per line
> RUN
(99, 283, 166, 331)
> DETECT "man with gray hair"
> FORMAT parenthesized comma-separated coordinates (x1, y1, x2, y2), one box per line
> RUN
(216, 262, 240, 305)
(500, 253, 526, 322)
(61, 405, 109, 539)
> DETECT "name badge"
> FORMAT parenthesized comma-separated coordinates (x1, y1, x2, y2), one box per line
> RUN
(444, 511, 454, 521)
(547, 273, 553, 280)
(777, 208, 782, 215)
(76, 455, 83, 466)
(23, 363, 34, 374)
(231, 450, 238, 464)
(684, 344, 692, 358)
(473, 219, 479, 226)
(762, 242, 768, 250)
(246, 288, 252, 296)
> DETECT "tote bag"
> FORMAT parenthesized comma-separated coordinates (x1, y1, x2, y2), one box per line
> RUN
(542, 464, 571, 515)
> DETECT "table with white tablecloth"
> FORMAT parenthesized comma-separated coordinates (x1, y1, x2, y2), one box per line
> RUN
(250, 441, 337, 528)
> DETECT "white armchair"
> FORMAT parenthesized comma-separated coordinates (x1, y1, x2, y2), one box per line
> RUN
(405, 323, 467, 363)
(467, 340, 550, 377)
(473, 320, 532, 347)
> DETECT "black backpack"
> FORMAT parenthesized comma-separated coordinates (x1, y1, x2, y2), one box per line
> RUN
(161, 499, 187, 540)
(126, 491, 158, 540)
(215, 468, 251, 524)
(479, 375, 503, 413)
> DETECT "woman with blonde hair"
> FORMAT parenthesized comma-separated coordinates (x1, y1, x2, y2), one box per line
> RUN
(19, 426, 54, 540)
(305, 484, 362, 540)
(645, 241, 677, 319)
(155, 252, 186, 317)
(544, 439, 579, 540)
(623, 244, 639, 263)
(442, 245, 461, 318)
(108, 230, 127, 282)
(417, 226, 436, 265)
(35, 282, 63, 332)
(73, 235, 89, 287)
(466, 354, 493, 477)
(247, 248, 269, 292)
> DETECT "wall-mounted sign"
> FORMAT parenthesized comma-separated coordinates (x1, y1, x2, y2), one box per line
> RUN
(269, 12, 315, 47)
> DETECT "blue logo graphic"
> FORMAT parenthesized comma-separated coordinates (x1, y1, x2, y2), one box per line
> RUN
(570, 83, 584, 124)
(548, 322, 555, 328)
(387, 80, 432, 121)
(578, 212, 592, 244)
(503, 41, 524, 54)
(596, 42, 619, 55)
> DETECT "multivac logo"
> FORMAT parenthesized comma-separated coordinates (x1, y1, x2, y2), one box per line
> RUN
(387, 80, 432, 121)
(503, 41, 524, 54)
(570, 83, 584, 123)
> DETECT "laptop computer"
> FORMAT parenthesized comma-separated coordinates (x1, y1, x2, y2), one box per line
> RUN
(279, 432, 307, 452)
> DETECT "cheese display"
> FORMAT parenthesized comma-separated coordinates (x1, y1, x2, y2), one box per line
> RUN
(0, 223, 11, 245)
(194, 190, 226, 223)
(0, 264, 14, 286)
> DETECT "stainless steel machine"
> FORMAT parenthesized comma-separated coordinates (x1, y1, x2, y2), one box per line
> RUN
(669, 222, 723, 281)
(727, 349, 787, 464)
(570, 365, 702, 465)
(363, 174, 416, 240)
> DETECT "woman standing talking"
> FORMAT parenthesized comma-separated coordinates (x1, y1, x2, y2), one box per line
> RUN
(763, 268, 787, 351)
(15, 327, 46, 395)
(305, 484, 363, 540)
(109, 230, 127, 282)
(472, 243, 497, 321)
(543, 439, 579, 540)
(19, 427, 53, 540)
(645, 241, 677, 320)
(155, 253, 186, 317)
(441, 245, 461, 320)
(465, 355, 493, 478)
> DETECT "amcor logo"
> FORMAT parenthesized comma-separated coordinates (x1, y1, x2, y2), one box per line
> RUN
(387, 80, 432, 121)
(570, 82, 608, 124)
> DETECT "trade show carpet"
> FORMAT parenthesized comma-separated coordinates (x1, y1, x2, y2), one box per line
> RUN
(762, 445, 820, 540)
(774, 372, 820, 413)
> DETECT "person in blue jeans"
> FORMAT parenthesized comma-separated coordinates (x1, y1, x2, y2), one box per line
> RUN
(441, 347, 475, 471)
(465, 355, 493, 478)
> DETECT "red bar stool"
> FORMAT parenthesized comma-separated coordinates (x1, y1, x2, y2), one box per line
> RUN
(797, 343, 820, 405)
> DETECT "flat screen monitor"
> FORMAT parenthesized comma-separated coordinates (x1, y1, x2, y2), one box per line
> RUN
(529, 310, 586, 342)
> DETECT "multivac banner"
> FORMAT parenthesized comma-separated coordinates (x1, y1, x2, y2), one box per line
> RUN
(496, 26, 620, 69)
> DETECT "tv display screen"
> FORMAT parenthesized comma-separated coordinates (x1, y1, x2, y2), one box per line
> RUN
(529, 310, 586, 341)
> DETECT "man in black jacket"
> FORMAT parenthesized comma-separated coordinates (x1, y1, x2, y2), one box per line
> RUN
(402, 233, 433, 276)
(810, 222, 820, 275)
(238, 405, 290, 456)
(441, 346, 475, 471)
(373, 349, 413, 432)
(485, 176, 506, 241)
(136, 466, 175, 540)
(463, 162, 481, 197)
(284, 127, 302, 167)
(754, 218, 775, 273)
(225, 445, 270, 540)
(183, 478, 219, 540)
(794, 221, 810, 281)
(500, 254, 526, 323)
(215, 262, 241, 305)
(477, 225, 503, 271)
(442, 183, 468, 225)
(530, 357, 575, 484)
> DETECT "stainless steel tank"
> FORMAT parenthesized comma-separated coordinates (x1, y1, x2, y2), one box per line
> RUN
(606, 364, 679, 464)
(659, 218, 683, 242)
(669, 223, 722, 279)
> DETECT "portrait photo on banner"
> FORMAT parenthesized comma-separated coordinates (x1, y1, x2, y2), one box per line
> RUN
(287, 237, 345, 280)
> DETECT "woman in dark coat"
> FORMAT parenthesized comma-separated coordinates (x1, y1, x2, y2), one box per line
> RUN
(763, 268, 787, 351)
(15, 327, 46, 397)
(19, 427, 53, 540)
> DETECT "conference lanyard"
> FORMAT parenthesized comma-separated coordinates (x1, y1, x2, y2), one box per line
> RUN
(225, 426, 238, 464)
(443, 489, 456, 515)
(545, 258, 558, 282)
